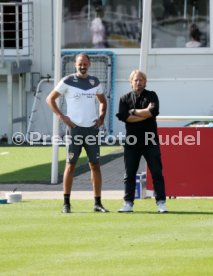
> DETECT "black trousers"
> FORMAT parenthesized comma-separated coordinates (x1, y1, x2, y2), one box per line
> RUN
(123, 145, 166, 203)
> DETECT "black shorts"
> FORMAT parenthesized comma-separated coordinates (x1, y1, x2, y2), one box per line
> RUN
(65, 126, 100, 164)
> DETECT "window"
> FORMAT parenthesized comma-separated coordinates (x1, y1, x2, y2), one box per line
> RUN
(62, 0, 142, 49)
(62, 0, 210, 49)
(152, 0, 210, 48)
(0, 0, 22, 48)
(0, 0, 32, 56)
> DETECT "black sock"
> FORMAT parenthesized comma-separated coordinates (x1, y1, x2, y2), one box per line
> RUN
(94, 196, 101, 206)
(64, 194, 70, 206)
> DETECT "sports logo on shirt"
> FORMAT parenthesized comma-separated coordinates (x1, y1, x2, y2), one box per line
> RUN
(89, 79, 95, 86)
(74, 92, 81, 100)
(69, 152, 74, 160)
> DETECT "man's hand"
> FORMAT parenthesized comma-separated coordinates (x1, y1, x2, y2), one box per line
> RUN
(94, 116, 104, 128)
(58, 114, 76, 128)
(148, 102, 155, 110)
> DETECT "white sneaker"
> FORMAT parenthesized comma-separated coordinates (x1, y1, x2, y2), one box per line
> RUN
(118, 202, 133, 213)
(157, 201, 168, 213)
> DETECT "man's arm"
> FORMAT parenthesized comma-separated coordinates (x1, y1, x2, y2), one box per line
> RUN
(126, 114, 149, 123)
(46, 90, 76, 128)
(117, 96, 154, 123)
(126, 103, 153, 123)
(95, 93, 107, 128)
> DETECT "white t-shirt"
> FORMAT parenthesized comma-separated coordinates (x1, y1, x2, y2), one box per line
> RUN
(185, 40, 201, 48)
(54, 74, 104, 127)
(91, 17, 105, 45)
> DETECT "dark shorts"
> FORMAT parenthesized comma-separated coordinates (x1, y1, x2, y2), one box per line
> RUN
(65, 126, 100, 164)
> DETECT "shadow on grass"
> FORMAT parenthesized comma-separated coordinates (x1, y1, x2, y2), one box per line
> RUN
(0, 151, 123, 184)
(75, 151, 123, 175)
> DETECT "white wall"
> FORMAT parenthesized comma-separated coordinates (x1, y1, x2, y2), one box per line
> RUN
(0, 79, 14, 134)
(0, 0, 54, 137)
(1, 0, 213, 139)
(27, 81, 54, 136)
(0, 76, 28, 134)
(112, 51, 213, 135)
(31, 0, 54, 76)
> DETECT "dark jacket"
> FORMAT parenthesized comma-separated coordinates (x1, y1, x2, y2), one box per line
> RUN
(116, 89, 160, 147)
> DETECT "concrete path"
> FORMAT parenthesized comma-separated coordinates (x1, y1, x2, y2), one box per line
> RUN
(0, 150, 146, 200)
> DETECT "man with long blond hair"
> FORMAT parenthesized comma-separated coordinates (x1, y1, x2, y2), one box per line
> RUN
(116, 70, 167, 213)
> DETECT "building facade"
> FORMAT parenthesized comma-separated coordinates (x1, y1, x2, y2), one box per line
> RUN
(0, 0, 212, 142)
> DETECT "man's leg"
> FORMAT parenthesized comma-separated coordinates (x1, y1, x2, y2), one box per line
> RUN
(63, 162, 76, 194)
(62, 126, 81, 213)
(118, 147, 141, 213)
(143, 145, 166, 202)
(88, 161, 102, 197)
(88, 161, 109, 213)
(123, 147, 141, 204)
(143, 145, 167, 213)
(84, 127, 109, 212)
(83, 126, 101, 197)
(62, 162, 76, 213)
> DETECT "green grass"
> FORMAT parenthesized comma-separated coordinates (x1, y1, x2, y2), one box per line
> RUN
(0, 146, 121, 183)
(0, 199, 212, 276)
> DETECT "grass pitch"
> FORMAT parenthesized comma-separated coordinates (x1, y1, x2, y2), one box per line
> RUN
(0, 146, 121, 183)
(0, 198, 212, 276)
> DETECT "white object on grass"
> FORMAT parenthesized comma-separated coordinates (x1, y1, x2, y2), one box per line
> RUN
(6, 192, 22, 203)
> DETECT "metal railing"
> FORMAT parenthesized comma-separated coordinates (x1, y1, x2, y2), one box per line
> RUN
(0, 1, 33, 64)
(156, 116, 213, 128)
(157, 116, 213, 122)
